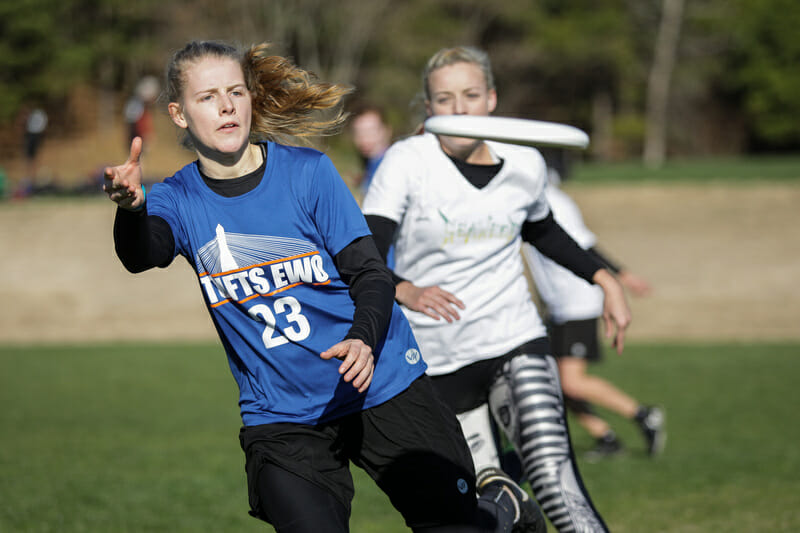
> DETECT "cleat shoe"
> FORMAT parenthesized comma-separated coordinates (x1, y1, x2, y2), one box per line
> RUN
(584, 432, 625, 462)
(476, 466, 547, 533)
(636, 406, 666, 456)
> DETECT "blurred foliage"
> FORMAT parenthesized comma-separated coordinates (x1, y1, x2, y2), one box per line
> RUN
(1, 0, 799, 158)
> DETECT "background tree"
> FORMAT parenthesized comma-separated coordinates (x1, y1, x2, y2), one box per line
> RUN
(1, 0, 799, 166)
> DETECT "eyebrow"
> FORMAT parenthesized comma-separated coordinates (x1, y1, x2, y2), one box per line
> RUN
(193, 83, 248, 97)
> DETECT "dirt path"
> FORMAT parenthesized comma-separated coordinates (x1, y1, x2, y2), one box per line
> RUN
(1, 182, 798, 344)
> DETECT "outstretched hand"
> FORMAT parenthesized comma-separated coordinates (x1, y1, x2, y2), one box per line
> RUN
(395, 281, 465, 322)
(593, 269, 632, 354)
(103, 137, 144, 210)
(320, 339, 375, 393)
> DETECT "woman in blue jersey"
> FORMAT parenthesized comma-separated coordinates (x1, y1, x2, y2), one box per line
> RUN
(102, 40, 544, 533)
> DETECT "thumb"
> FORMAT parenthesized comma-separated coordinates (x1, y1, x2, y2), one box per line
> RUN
(128, 136, 143, 165)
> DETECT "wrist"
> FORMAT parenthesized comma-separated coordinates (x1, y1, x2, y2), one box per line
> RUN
(127, 184, 147, 212)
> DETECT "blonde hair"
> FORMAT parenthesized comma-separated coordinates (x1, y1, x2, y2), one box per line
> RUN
(422, 46, 495, 102)
(165, 40, 352, 146)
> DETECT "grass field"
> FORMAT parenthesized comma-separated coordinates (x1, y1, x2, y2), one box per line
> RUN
(571, 154, 800, 183)
(2, 342, 799, 532)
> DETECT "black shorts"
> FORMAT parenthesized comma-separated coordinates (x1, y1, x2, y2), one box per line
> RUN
(429, 338, 551, 414)
(239, 375, 478, 531)
(549, 318, 602, 362)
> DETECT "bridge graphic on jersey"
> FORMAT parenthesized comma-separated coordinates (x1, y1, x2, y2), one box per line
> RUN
(194, 224, 329, 307)
(196, 224, 318, 275)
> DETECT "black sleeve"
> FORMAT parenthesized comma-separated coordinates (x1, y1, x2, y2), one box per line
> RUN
(333, 235, 396, 350)
(521, 211, 604, 283)
(587, 246, 622, 274)
(364, 214, 408, 286)
(113, 206, 176, 273)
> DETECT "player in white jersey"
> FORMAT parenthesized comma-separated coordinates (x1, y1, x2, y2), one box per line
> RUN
(363, 46, 631, 532)
(522, 161, 665, 460)
(103, 40, 545, 533)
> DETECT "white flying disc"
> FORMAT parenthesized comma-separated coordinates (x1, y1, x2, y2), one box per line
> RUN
(424, 115, 590, 149)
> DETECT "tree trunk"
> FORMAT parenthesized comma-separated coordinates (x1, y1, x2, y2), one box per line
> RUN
(643, 0, 685, 168)
(591, 89, 615, 161)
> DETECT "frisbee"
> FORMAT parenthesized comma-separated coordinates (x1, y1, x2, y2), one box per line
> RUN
(424, 115, 590, 149)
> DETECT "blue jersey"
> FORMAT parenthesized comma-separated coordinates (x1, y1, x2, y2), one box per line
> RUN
(147, 142, 426, 426)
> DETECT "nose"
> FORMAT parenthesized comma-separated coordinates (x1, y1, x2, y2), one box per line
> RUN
(453, 97, 467, 115)
(219, 94, 235, 114)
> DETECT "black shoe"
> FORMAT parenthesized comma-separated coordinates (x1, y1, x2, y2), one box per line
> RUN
(476, 466, 547, 533)
(584, 432, 625, 462)
(636, 406, 666, 456)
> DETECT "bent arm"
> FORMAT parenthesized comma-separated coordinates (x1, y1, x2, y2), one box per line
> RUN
(334, 235, 395, 350)
(521, 212, 603, 281)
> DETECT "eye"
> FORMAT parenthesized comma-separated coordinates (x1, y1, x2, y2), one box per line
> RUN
(201, 94, 214, 102)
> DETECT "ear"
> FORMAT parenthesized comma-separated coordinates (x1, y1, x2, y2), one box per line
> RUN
(487, 89, 497, 114)
(168, 102, 188, 129)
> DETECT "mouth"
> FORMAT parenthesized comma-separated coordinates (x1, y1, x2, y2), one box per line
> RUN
(219, 122, 238, 131)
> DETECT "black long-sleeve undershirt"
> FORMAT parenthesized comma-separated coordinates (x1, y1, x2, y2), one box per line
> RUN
(587, 246, 622, 274)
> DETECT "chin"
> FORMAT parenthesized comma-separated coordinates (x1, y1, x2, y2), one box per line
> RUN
(440, 135, 481, 156)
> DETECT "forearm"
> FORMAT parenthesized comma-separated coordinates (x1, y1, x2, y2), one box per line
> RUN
(335, 236, 396, 350)
(522, 213, 603, 282)
(364, 213, 408, 286)
(113, 207, 175, 273)
(587, 246, 622, 274)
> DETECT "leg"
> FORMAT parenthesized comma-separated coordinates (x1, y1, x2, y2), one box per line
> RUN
(552, 319, 666, 456)
(354, 376, 541, 532)
(239, 423, 355, 533)
(558, 357, 638, 419)
(254, 462, 350, 533)
(564, 396, 624, 461)
(489, 354, 609, 533)
(456, 403, 502, 472)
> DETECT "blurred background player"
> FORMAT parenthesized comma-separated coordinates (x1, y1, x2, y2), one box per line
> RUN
(523, 148, 666, 460)
(350, 102, 397, 268)
(349, 102, 393, 199)
(23, 107, 48, 182)
(123, 76, 160, 151)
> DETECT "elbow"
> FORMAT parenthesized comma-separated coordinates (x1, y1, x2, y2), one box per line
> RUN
(115, 246, 150, 274)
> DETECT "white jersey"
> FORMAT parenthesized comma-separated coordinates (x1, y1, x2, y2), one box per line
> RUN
(363, 133, 550, 375)
(522, 181, 604, 324)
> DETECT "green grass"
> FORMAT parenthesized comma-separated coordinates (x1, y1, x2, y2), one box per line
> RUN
(2, 342, 799, 532)
(571, 154, 800, 183)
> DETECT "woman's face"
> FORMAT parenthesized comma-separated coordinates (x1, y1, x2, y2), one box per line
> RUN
(426, 61, 496, 158)
(168, 56, 252, 157)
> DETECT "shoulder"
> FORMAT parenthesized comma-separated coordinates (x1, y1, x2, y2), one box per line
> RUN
(268, 142, 339, 186)
(151, 161, 198, 195)
(385, 132, 439, 157)
(269, 142, 328, 166)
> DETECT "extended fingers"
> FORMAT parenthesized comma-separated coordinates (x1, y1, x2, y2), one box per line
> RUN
(320, 340, 375, 392)
(339, 343, 373, 382)
(419, 287, 464, 322)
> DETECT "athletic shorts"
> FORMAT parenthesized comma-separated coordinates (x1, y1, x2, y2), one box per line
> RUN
(429, 338, 551, 414)
(239, 375, 478, 530)
(549, 317, 602, 362)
